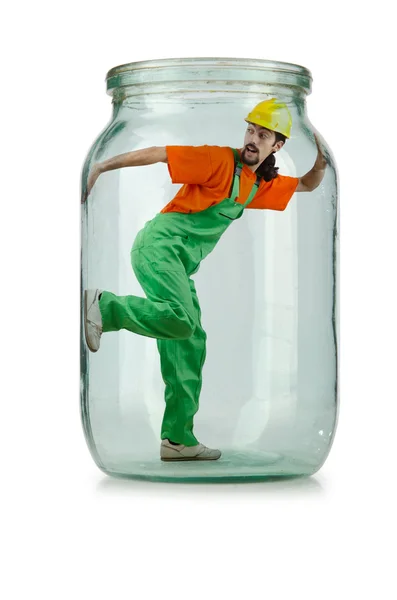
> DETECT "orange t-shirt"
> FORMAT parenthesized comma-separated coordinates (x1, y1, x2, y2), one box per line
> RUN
(161, 145, 299, 214)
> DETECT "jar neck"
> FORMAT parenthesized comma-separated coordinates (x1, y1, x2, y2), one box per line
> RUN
(106, 57, 311, 108)
(111, 90, 308, 125)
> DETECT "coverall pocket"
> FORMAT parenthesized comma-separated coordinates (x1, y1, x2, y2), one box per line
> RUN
(218, 202, 243, 220)
(218, 212, 235, 220)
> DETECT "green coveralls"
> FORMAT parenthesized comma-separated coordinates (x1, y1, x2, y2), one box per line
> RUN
(98, 149, 260, 446)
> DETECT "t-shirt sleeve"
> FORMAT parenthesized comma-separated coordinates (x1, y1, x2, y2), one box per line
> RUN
(166, 145, 214, 185)
(249, 174, 300, 211)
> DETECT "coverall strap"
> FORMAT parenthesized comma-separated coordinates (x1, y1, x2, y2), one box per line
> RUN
(243, 174, 261, 207)
(229, 148, 261, 208)
(229, 148, 243, 200)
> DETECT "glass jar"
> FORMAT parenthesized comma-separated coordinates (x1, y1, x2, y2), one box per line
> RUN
(80, 58, 339, 482)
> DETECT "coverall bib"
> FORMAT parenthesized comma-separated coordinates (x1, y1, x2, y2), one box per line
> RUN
(98, 149, 260, 446)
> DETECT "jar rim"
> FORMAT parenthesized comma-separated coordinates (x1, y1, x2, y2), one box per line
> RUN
(106, 57, 312, 96)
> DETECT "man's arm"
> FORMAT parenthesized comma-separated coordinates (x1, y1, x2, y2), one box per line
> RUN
(100, 146, 168, 171)
(296, 134, 327, 192)
(82, 147, 167, 203)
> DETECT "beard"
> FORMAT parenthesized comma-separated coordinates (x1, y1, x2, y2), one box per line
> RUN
(241, 145, 260, 166)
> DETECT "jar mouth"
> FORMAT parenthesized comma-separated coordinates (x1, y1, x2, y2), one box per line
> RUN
(106, 57, 312, 97)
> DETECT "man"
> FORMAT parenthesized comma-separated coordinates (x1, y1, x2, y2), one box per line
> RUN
(82, 98, 327, 462)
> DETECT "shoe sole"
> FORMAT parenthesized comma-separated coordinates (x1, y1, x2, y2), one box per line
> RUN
(84, 290, 98, 353)
(161, 456, 221, 462)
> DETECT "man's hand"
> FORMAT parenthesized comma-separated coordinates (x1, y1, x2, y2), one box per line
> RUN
(296, 133, 328, 192)
(81, 163, 103, 204)
(313, 133, 328, 171)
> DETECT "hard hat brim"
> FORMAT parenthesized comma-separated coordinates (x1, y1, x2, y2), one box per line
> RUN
(244, 118, 290, 138)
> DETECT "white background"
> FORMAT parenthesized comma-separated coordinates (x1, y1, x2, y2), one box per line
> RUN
(2, 1, 396, 598)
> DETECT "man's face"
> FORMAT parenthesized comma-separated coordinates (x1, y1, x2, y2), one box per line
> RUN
(242, 123, 284, 169)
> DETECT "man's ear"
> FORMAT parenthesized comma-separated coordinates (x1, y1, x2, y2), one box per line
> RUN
(273, 141, 285, 152)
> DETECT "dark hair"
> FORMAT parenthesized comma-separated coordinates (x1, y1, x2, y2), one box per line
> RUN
(256, 131, 287, 181)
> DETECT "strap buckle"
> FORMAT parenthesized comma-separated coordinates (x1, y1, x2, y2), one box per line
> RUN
(235, 164, 243, 178)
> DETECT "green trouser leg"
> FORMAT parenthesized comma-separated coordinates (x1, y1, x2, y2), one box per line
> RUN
(98, 250, 206, 446)
(157, 278, 206, 447)
(98, 259, 196, 341)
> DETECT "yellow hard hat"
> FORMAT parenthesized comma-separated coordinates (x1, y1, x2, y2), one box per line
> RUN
(245, 98, 292, 138)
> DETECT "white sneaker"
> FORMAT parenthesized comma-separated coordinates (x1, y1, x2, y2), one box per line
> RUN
(160, 439, 221, 461)
(84, 289, 103, 352)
